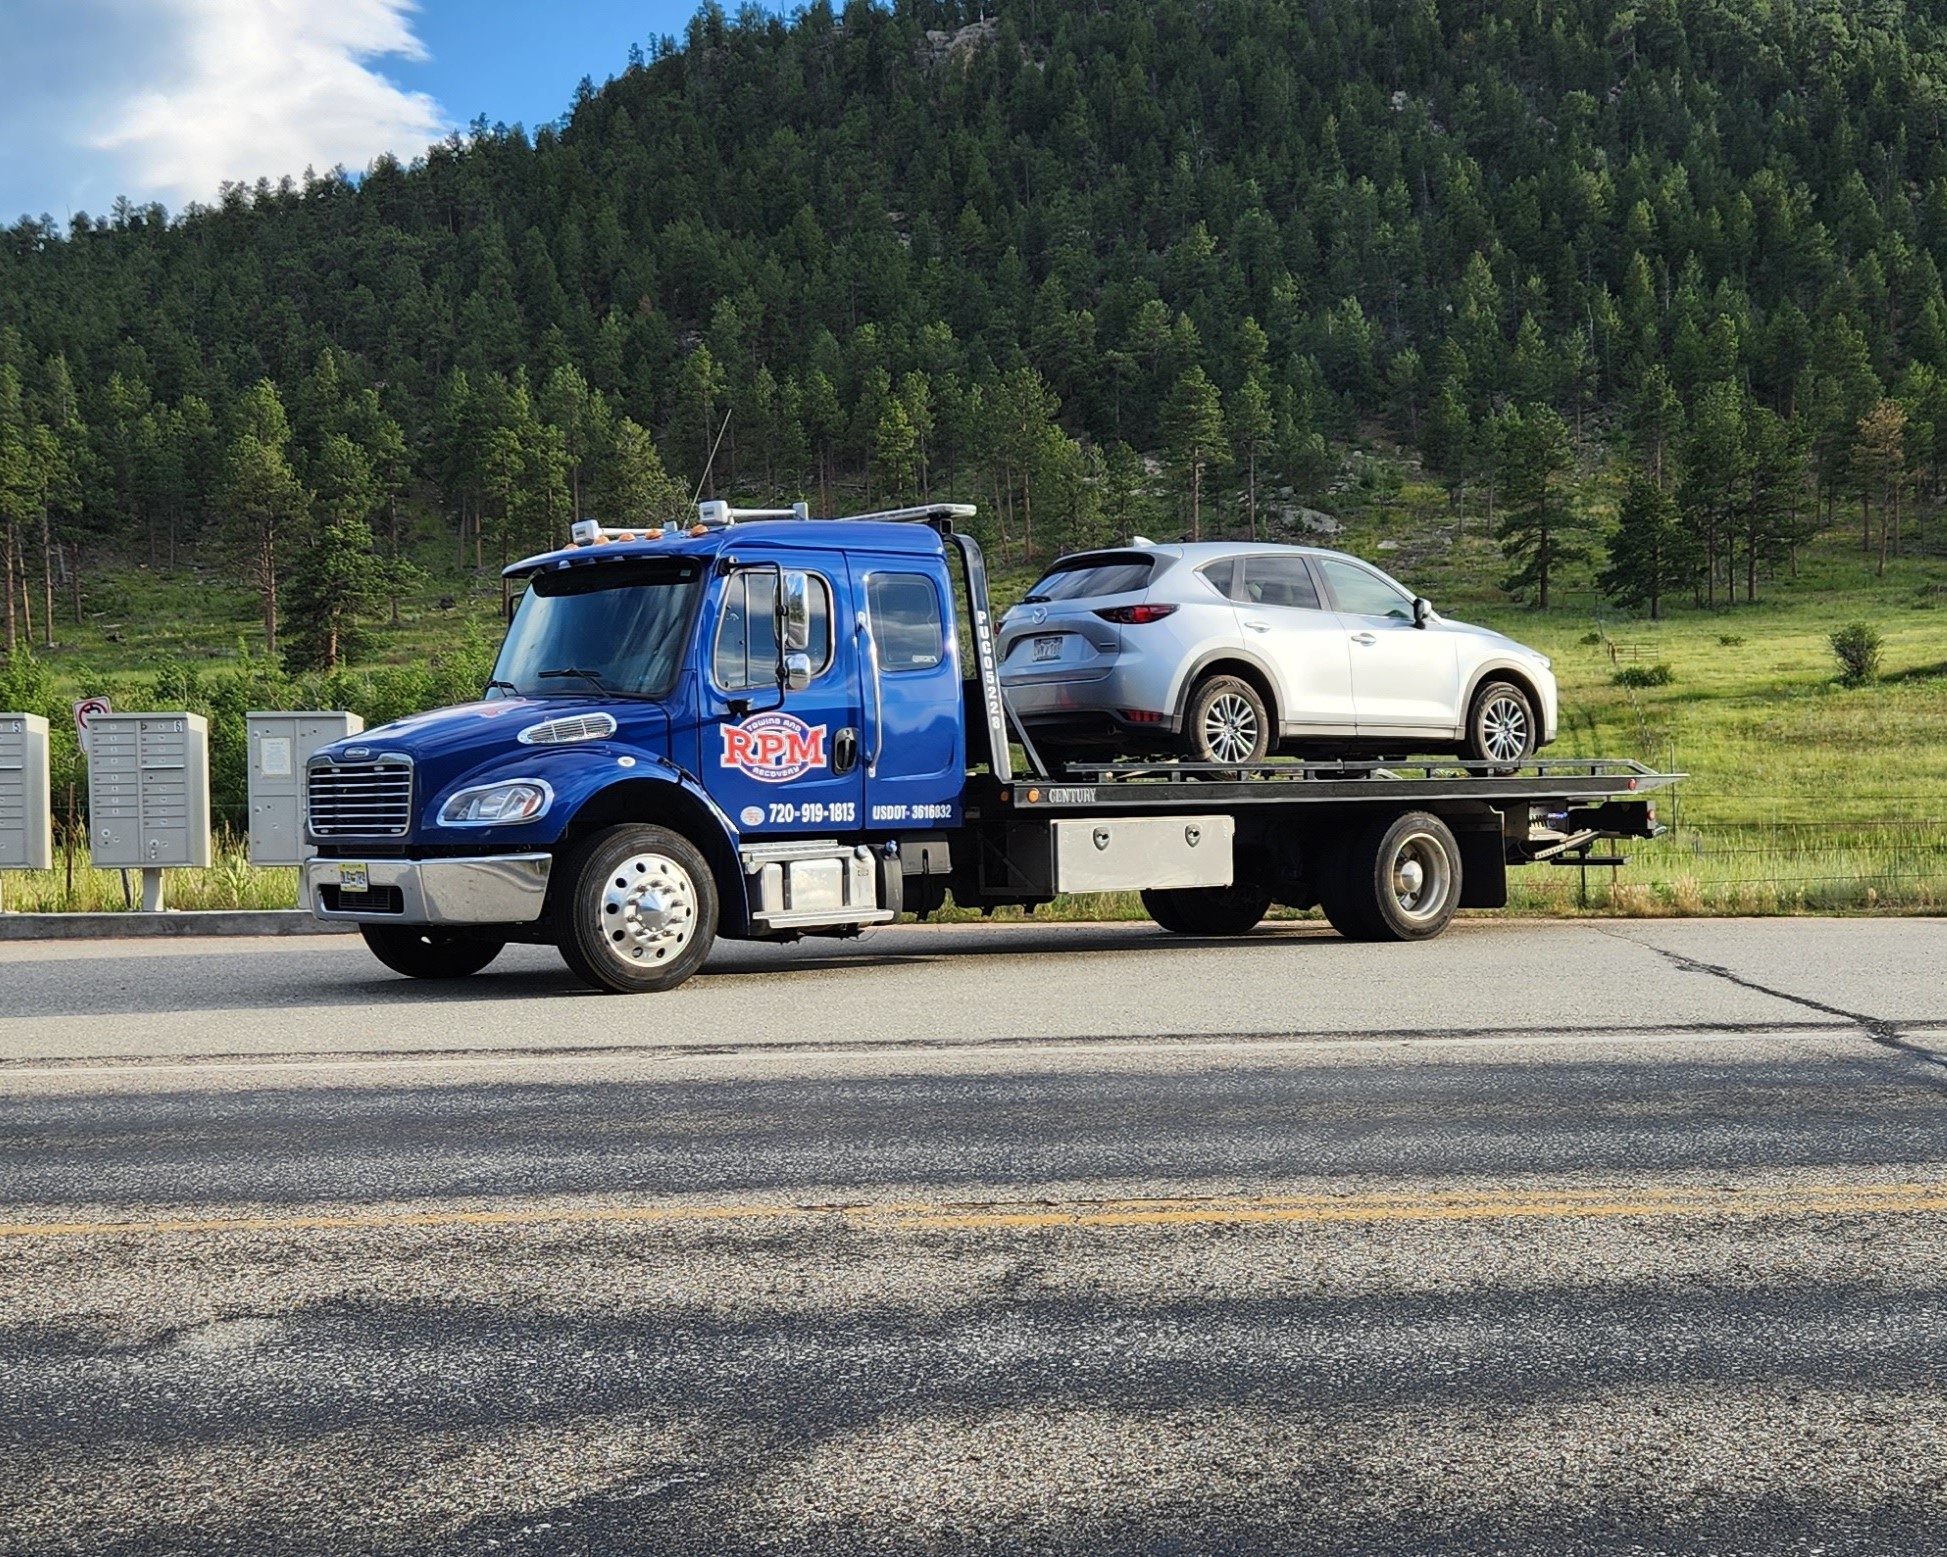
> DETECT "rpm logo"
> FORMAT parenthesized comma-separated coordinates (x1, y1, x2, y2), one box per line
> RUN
(720, 712, 828, 783)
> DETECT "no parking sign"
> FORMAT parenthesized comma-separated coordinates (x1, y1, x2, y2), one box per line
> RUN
(72, 696, 111, 756)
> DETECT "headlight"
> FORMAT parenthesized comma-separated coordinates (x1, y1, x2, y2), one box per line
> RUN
(439, 779, 554, 826)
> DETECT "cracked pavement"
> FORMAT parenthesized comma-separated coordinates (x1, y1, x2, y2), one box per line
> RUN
(1, 917, 1944, 1554)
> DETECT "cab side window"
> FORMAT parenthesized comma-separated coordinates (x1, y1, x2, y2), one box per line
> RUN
(1317, 558, 1414, 621)
(868, 573, 945, 670)
(714, 572, 833, 692)
(1240, 554, 1323, 610)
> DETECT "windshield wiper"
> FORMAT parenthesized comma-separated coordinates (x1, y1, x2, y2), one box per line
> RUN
(484, 678, 521, 696)
(536, 667, 614, 692)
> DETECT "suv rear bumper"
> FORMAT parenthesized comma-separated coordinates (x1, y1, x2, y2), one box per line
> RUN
(304, 854, 552, 925)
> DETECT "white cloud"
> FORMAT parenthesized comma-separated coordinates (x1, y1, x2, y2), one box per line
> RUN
(0, 0, 447, 221)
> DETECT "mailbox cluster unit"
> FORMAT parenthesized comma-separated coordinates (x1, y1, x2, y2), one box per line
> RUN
(86, 713, 212, 869)
(0, 713, 53, 872)
(245, 711, 363, 866)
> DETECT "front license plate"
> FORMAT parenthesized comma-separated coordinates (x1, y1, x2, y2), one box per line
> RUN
(1032, 634, 1064, 662)
(338, 863, 370, 893)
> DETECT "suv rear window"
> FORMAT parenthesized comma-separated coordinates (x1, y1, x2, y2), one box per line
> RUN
(1022, 553, 1156, 602)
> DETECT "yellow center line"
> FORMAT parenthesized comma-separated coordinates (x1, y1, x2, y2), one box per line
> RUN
(2, 1183, 1945, 1241)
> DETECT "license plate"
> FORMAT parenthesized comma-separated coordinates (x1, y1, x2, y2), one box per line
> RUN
(1032, 634, 1064, 662)
(338, 863, 370, 893)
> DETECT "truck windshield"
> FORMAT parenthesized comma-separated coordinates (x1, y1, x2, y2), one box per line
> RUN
(491, 557, 704, 699)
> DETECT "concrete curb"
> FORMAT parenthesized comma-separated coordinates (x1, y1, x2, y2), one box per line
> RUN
(0, 910, 357, 941)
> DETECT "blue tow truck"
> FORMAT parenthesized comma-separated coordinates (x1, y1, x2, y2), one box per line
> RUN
(303, 502, 1677, 993)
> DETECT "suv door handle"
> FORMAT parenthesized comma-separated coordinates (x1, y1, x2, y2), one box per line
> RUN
(1351, 632, 1378, 645)
(1244, 619, 1271, 633)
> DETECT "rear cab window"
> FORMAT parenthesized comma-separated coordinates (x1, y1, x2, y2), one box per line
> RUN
(868, 573, 945, 670)
(1022, 552, 1156, 603)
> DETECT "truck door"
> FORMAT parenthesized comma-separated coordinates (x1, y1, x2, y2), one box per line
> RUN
(702, 559, 866, 833)
(856, 560, 966, 829)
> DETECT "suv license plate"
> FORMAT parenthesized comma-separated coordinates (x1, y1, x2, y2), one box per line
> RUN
(1032, 634, 1063, 662)
(338, 863, 370, 893)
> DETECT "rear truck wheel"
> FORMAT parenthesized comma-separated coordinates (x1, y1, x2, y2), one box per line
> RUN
(359, 925, 504, 980)
(1184, 674, 1271, 766)
(1141, 882, 1274, 936)
(1463, 679, 1537, 774)
(1319, 810, 1463, 942)
(555, 823, 719, 994)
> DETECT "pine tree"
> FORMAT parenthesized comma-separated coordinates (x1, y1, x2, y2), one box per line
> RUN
(213, 381, 309, 654)
(1161, 366, 1227, 541)
(1599, 474, 1695, 620)
(1495, 405, 1579, 609)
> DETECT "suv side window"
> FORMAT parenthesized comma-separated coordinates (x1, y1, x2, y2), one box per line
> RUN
(1240, 554, 1323, 610)
(1196, 558, 1240, 599)
(1317, 557, 1414, 621)
(715, 571, 834, 692)
(868, 573, 945, 670)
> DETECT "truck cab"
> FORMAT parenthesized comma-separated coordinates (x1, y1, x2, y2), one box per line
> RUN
(306, 505, 995, 991)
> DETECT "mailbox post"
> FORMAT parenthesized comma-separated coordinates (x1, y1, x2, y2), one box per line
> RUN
(0, 713, 53, 911)
(86, 712, 211, 912)
(246, 711, 363, 869)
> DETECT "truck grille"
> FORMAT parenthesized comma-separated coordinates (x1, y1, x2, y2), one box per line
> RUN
(308, 760, 414, 838)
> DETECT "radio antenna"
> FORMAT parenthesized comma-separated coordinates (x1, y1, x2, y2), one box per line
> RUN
(689, 407, 734, 509)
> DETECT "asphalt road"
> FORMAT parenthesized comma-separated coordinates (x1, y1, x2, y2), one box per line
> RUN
(2, 917, 1945, 1555)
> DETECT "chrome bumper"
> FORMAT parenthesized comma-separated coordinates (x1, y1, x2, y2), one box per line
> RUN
(304, 854, 553, 925)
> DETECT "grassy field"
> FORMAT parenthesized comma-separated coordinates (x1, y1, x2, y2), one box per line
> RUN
(2, 475, 1942, 918)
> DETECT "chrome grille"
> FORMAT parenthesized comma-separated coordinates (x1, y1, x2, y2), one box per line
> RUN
(308, 760, 414, 838)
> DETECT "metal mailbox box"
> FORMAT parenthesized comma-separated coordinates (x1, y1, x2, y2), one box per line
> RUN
(0, 713, 53, 871)
(246, 711, 364, 866)
(86, 712, 211, 869)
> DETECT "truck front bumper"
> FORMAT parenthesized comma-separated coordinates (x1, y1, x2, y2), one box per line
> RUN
(304, 854, 553, 925)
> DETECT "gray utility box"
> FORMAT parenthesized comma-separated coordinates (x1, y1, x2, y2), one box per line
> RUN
(246, 711, 364, 866)
(1053, 815, 1235, 893)
(0, 713, 54, 871)
(87, 712, 211, 869)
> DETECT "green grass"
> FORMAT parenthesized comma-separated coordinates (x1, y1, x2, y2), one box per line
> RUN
(0, 839, 298, 914)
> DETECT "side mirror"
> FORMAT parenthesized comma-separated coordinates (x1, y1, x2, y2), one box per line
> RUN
(1412, 597, 1432, 629)
(781, 571, 811, 652)
(783, 652, 813, 693)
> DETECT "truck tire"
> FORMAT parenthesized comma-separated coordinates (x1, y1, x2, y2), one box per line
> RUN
(1463, 679, 1536, 774)
(1184, 674, 1270, 766)
(359, 925, 504, 980)
(1319, 810, 1463, 942)
(555, 823, 719, 993)
(1141, 883, 1274, 936)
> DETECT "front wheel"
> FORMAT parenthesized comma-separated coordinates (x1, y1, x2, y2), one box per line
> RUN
(555, 824, 719, 993)
(1463, 680, 1537, 774)
(1142, 882, 1274, 936)
(359, 925, 504, 980)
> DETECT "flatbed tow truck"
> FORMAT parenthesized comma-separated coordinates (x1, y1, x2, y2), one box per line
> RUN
(303, 502, 1678, 992)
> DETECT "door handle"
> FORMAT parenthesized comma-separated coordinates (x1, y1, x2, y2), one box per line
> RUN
(1244, 619, 1271, 633)
(1351, 632, 1378, 645)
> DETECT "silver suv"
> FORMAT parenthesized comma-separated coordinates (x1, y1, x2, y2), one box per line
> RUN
(996, 542, 1558, 767)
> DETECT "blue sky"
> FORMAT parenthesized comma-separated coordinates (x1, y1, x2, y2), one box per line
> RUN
(0, 0, 724, 225)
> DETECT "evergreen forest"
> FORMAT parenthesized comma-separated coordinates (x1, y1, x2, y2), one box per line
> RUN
(6, 0, 1947, 676)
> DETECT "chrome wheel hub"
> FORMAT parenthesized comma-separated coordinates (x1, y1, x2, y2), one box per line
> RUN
(1480, 697, 1530, 764)
(1390, 833, 1453, 922)
(599, 852, 698, 966)
(1203, 694, 1260, 763)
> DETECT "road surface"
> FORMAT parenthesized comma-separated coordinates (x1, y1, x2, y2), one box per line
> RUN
(2, 917, 1944, 1554)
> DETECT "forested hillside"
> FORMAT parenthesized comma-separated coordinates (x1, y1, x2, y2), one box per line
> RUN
(5, 0, 1947, 670)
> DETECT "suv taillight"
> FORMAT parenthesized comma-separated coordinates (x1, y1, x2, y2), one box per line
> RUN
(1094, 604, 1179, 625)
